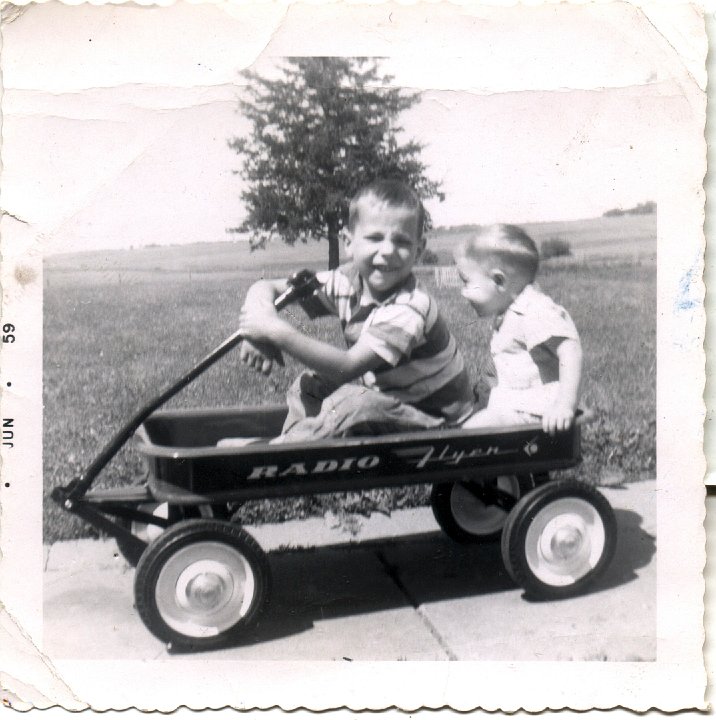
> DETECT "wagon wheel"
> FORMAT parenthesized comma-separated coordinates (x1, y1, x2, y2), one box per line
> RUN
(134, 519, 270, 650)
(501, 479, 617, 600)
(431, 475, 536, 543)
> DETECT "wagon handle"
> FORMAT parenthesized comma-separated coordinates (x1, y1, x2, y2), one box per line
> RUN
(62, 269, 320, 502)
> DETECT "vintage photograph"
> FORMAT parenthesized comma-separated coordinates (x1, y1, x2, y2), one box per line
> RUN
(0, 0, 706, 711)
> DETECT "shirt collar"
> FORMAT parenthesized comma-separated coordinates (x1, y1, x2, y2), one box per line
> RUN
(356, 271, 417, 308)
(493, 283, 538, 330)
(505, 283, 540, 316)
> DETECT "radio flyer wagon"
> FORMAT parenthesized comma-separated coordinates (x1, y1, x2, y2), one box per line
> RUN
(52, 270, 617, 651)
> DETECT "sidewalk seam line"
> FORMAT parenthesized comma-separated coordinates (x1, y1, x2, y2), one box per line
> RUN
(375, 550, 457, 661)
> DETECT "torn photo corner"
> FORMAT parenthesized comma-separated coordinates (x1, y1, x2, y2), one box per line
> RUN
(0, 0, 707, 712)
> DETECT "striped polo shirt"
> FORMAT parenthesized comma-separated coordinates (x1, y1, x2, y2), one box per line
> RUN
(312, 265, 473, 423)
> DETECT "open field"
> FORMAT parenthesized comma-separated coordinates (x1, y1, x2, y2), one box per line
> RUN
(43, 237, 656, 541)
(44, 213, 655, 284)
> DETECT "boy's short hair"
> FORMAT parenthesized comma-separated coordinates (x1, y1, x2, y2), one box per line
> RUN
(458, 224, 539, 283)
(347, 179, 425, 238)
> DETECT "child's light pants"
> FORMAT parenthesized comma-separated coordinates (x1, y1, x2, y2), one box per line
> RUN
(273, 371, 444, 443)
(461, 403, 540, 428)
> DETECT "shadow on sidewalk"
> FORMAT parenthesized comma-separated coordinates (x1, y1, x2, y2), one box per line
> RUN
(236, 507, 655, 647)
(592, 509, 656, 591)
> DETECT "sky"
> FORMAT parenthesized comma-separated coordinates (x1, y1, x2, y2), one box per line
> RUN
(2, 1, 702, 255)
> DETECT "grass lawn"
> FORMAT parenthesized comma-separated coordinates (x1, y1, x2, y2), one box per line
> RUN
(43, 254, 655, 543)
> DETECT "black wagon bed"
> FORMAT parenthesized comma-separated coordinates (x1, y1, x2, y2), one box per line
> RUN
(132, 405, 582, 504)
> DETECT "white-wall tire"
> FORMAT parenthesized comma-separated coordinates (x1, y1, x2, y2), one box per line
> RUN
(134, 519, 270, 649)
(501, 480, 616, 599)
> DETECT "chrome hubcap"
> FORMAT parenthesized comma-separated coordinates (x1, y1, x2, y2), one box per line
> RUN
(525, 498, 605, 587)
(187, 574, 225, 610)
(550, 525, 583, 561)
(176, 561, 234, 614)
(156, 541, 255, 638)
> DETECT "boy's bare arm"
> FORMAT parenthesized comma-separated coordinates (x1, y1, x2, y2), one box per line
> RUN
(238, 303, 384, 385)
(542, 337, 583, 435)
(243, 278, 289, 308)
(239, 278, 290, 375)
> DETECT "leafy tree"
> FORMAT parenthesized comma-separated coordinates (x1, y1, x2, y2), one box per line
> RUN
(229, 57, 443, 269)
(603, 200, 656, 217)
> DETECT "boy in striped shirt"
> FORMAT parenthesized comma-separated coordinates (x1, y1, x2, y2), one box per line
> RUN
(238, 179, 473, 441)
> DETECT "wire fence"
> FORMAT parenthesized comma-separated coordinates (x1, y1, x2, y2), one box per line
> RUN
(44, 253, 655, 289)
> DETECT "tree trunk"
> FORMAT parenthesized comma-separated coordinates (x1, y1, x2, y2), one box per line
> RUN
(327, 220, 340, 270)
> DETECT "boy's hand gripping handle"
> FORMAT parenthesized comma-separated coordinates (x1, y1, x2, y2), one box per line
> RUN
(61, 269, 320, 501)
(274, 269, 321, 311)
(250, 269, 322, 366)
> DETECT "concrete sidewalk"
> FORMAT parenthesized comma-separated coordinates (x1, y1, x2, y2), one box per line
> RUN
(43, 481, 656, 661)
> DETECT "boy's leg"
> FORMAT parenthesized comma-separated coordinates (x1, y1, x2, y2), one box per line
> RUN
(282, 371, 338, 434)
(326, 386, 445, 436)
(461, 405, 540, 428)
(277, 385, 444, 443)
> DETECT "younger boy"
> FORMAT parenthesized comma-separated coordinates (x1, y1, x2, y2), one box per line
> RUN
(238, 179, 473, 442)
(455, 224, 583, 435)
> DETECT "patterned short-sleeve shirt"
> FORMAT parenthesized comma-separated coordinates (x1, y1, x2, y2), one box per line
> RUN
(489, 284, 580, 415)
(313, 264, 473, 423)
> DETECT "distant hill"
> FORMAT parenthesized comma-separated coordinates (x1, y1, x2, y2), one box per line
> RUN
(428, 213, 656, 264)
(45, 212, 655, 279)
